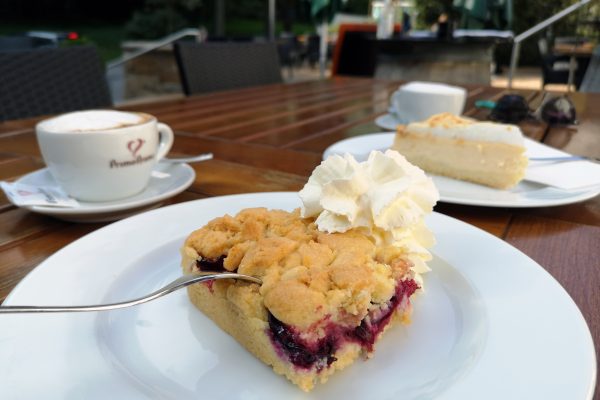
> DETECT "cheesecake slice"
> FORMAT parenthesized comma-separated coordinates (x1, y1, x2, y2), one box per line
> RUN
(392, 113, 529, 189)
(181, 208, 421, 392)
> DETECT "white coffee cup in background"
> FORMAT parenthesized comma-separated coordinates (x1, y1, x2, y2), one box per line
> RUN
(390, 81, 467, 123)
(36, 110, 174, 202)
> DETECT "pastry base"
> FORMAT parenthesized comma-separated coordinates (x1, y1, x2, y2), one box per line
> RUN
(183, 259, 412, 392)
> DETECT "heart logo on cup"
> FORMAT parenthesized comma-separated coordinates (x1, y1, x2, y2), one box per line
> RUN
(127, 138, 145, 157)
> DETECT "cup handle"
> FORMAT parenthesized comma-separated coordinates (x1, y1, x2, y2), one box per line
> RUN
(156, 123, 174, 161)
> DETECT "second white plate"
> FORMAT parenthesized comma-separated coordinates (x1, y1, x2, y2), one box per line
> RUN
(322, 133, 600, 208)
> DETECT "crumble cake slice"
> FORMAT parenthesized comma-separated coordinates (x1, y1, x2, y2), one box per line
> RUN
(181, 207, 420, 392)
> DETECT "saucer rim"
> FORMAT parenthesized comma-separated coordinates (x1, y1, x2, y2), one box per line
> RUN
(17, 163, 196, 216)
(376, 113, 403, 131)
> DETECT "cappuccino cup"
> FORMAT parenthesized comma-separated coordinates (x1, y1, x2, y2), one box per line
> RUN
(390, 81, 466, 123)
(36, 110, 174, 202)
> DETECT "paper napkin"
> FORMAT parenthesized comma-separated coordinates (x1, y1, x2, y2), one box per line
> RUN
(0, 181, 80, 207)
(525, 160, 600, 190)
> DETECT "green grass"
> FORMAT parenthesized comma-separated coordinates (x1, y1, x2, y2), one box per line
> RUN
(0, 22, 125, 62)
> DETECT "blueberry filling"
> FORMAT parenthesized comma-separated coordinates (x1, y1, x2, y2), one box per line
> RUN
(196, 255, 227, 272)
(268, 312, 337, 370)
(268, 278, 419, 370)
(195, 256, 230, 292)
(347, 278, 419, 352)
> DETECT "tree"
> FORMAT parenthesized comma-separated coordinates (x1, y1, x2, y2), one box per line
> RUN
(125, 0, 204, 39)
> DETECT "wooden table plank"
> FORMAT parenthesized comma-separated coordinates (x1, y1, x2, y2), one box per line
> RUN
(171, 85, 391, 137)
(434, 203, 512, 238)
(247, 97, 391, 146)
(517, 197, 600, 228)
(148, 80, 377, 130)
(0, 117, 45, 136)
(0, 208, 65, 251)
(171, 134, 322, 176)
(284, 121, 388, 152)
(0, 130, 41, 158)
(0, 154, 44, 180)
(124, 77, 367, 116)
(188, 159, 305, 196)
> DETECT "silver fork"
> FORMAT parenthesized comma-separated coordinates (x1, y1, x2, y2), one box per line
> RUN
(0, 272, 261, 313)
(529, 155, 599, 163)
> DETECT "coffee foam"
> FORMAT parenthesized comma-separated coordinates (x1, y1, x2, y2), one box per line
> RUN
(41, 110, 150, 133)
(397, 81, 465, 95)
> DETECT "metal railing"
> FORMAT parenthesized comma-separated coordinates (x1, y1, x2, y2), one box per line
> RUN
(507, 0, 592, 88)
(106, 28, 201, 70)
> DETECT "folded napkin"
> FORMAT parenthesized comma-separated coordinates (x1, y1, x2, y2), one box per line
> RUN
(525, 160, 600, 190)
(0, 181, 79, 207)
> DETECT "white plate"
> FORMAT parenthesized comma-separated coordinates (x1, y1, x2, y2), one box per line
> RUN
(375, 113, 402, 131)
(0, 192, 595, 399)
(14, 163, 196, 222)
(323, 133, 600, 208)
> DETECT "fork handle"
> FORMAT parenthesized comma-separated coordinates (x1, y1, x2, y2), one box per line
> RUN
(0, 274, 203, 313)
(529, 156, 598, 162)
(0, 272, 261, 313)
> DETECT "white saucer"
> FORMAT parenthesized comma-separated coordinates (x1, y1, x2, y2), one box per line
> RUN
(375, 113, 403, 131)
(15, 163, 195, 222)
(323, 133, 600, 208)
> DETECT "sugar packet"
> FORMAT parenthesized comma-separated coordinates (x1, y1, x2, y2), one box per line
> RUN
(0, 181, 80, 208)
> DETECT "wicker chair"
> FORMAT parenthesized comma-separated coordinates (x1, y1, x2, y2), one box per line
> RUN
(0, 46, 112, 122)
(174, 41, 283, 95)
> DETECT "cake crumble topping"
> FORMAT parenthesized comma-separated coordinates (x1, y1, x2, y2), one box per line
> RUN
(184, 208, 415, 330)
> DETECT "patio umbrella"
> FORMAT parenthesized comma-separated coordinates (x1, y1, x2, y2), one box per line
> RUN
(311, 0, 345, 78)
(455, 0, 513, 30)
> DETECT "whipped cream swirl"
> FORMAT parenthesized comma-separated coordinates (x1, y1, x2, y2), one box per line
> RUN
(299, 150, 439, 282)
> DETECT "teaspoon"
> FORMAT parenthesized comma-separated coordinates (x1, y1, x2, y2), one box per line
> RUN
(529, 155, 599, 163)
(161, 152, 213, 164)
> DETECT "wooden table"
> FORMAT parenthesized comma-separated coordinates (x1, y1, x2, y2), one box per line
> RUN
(552, 42, 595, 91)
(1, 78, 598, 397)
(554, 42, 596, 57)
